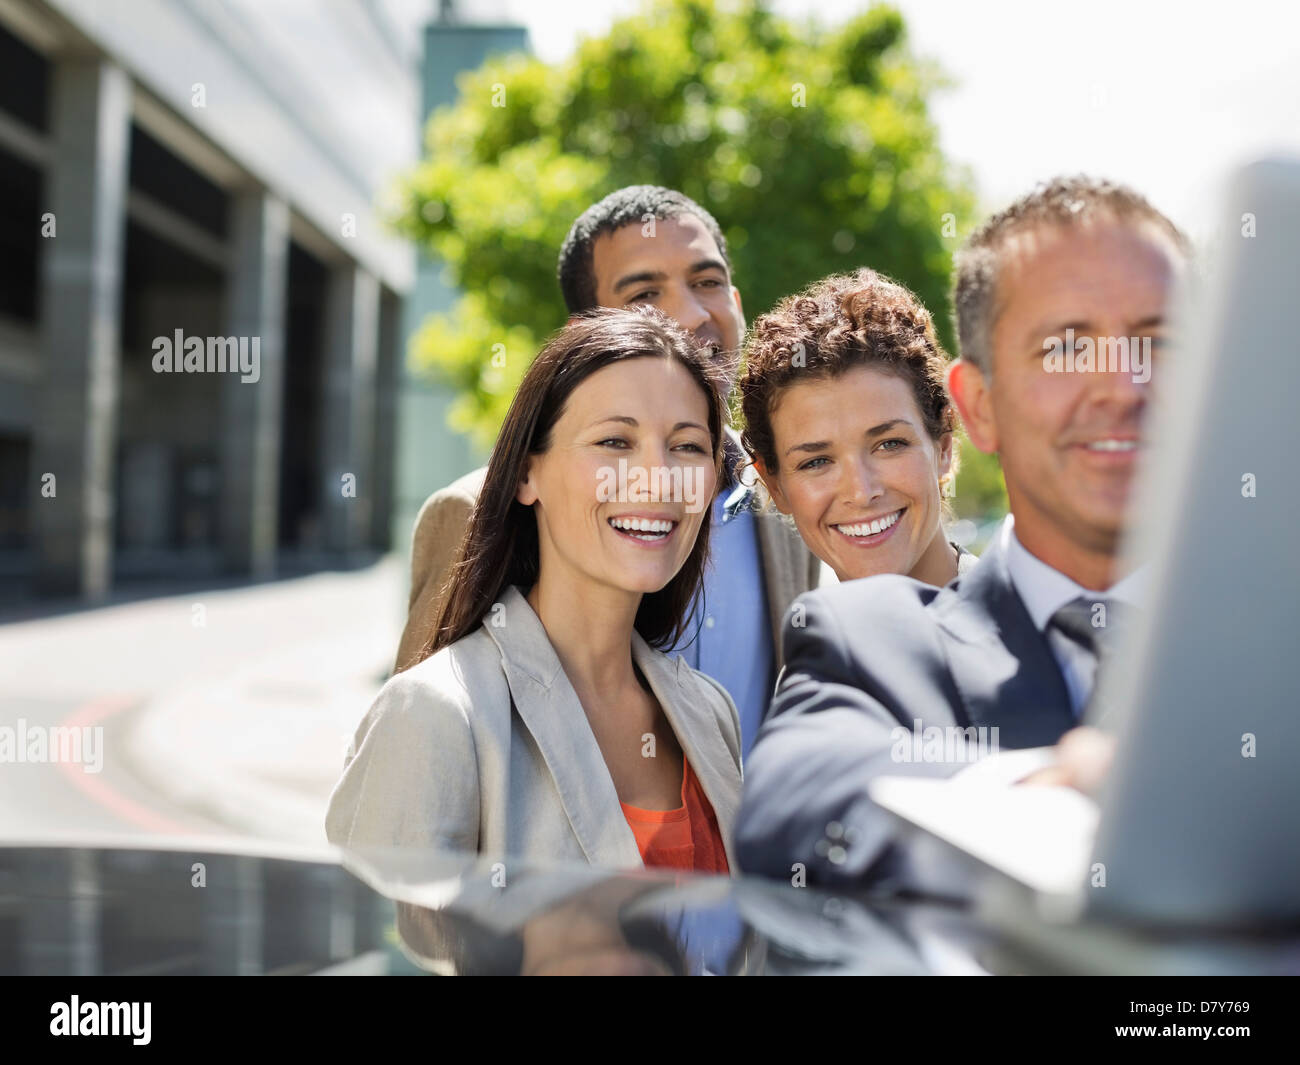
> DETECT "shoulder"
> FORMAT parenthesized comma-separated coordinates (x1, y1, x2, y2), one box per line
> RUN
(792, 572, 950, 629)
(399, 625, 500, 692)
(331, 633, 495, 851)
(381, 628, 502, 729)
(412, 467, 488, 533)
(782, 573, 961, 674)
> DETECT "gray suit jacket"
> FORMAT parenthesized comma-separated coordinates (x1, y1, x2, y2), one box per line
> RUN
(329, 584, 744, 870)
(735, 526, 1075, 889)
(393, 428, 820, 674)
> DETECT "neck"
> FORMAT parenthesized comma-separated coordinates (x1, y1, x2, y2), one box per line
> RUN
(908, 524, 961, 587)
(1008, 509, 1121, 592)
(525, 566, 641, 698)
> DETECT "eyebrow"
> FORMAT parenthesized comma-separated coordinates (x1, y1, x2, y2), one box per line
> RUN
(783, 419, 912, 457)
(1029, 320, 1094, 343)
(610, 258, 729, 294)
(1029, 316, 1168, 343)
(591, 415, 709, 434)
(688, 257, 729, 277)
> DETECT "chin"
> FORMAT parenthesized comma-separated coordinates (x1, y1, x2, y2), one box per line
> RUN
(842, 560, 897, 581)
(1059, 505, 1126, 552)
(612, 570, 678, 595)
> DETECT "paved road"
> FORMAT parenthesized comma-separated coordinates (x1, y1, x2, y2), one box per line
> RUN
(0, 556, 405, 848)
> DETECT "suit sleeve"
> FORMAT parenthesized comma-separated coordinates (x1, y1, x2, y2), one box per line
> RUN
(325, 669, 480, 854)
(734, 588, 968, 889)
(394, 489, 476, 673)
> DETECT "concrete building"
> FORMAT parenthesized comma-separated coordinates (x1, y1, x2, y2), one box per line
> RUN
(0, 0, 527, 603)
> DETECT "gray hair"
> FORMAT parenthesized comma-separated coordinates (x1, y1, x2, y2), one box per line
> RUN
(951, 175, 1191, 375)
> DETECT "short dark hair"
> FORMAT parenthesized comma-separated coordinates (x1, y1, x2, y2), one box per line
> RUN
(557, 185, 731, 313)
(953, 174, 1191, 375)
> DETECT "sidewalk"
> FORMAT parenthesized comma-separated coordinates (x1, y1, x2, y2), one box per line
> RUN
(0, 555, 409, 847)
(123, 556, 408, 847)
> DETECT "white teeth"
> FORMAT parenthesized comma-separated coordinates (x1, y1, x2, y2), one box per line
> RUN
(609, 516, 675, 536)
(1085, 439, 1137, 452)
(835, 510, 901, 537)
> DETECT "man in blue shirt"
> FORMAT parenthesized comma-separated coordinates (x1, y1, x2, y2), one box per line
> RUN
(395, 186, 821, 756)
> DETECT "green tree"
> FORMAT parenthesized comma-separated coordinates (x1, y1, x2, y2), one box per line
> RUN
(394, 0, 1005, 515)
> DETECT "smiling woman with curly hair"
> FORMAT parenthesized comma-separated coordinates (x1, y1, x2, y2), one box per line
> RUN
(738, 267, 975, 585)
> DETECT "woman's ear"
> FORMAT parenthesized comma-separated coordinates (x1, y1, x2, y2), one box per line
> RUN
(937, 431, 955, 480)
(752, 455, 791, 515)
(516, 456, 539, 506)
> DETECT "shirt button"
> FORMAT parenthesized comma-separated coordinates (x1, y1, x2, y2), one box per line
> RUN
(704, 615, 715, 629)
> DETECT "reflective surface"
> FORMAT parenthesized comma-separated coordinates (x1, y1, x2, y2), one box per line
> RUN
(4, 840, 1297, 976)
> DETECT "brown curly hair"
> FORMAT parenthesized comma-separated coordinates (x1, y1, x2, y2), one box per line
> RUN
(739, 268, 957, 487)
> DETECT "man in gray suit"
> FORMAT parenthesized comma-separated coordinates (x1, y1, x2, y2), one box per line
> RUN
(396, 186, 820, 756)
(735, 176, 1192, 888)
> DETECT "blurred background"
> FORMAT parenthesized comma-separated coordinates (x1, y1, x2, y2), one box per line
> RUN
(0, 0, 1296, 854)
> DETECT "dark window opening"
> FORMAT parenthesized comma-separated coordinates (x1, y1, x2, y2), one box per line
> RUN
(0, 21, 49, 133)
(0, 143, 42, 323)
(129, 124, 228, 240)
(279, 242, 328, 550)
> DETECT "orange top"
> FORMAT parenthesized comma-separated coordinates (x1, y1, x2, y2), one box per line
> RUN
(620, 757, 730, 874)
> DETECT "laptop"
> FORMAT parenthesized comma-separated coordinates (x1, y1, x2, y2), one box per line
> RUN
(869, 157, 1300, 933)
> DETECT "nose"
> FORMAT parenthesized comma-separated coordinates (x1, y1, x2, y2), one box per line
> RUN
(1085, 338, 1151, 417)
(842, 454, 885, 509)
(625, 438, 670, 502)
(661, 286, 710, 335)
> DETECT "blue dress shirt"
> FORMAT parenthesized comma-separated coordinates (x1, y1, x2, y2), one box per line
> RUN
(670, 475, 773, 762)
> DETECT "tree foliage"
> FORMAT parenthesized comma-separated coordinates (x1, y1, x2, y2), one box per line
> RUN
(393, 0, 1005, 516)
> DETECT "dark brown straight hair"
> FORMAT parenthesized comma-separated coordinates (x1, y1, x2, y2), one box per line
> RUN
(413, 306, 727, 665)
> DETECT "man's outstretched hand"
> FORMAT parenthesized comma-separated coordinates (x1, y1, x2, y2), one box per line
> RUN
(1018, 726, 1116, 795)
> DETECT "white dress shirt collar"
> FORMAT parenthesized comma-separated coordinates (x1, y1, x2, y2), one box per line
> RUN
(1000, 514, 1147, 631)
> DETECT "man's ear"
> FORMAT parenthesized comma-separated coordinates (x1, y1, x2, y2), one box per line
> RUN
(947, 360, 998, 455)
(516, 456, 539, 506)
(752, 455, 791, 515)
(731, 285, 745, 323)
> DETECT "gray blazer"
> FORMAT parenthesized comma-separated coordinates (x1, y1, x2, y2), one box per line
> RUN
(328, 585, 744, 871)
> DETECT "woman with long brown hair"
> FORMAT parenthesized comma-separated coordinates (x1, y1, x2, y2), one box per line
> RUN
(327, 307, 742, 873)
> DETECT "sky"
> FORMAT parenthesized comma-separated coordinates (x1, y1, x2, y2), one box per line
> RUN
(452, 0, 1300, 245)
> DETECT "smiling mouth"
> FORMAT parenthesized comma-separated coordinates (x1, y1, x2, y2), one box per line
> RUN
(1075, 438, 1142, 463)
(1081, 438, 1139, 452)
(608, 516, 679, 543)
(832, 508, 904, 539)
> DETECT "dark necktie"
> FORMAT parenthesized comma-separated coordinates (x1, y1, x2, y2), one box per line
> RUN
(1048, 596, 1138, 719)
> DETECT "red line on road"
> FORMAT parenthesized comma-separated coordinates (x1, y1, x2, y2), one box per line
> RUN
(59, 694, 199, 836)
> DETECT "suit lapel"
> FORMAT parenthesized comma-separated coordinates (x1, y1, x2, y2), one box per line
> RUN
(633, 634, 740, 870)
(935, 531, 1076, 747)
(751, 508, 799, 671)
(485, 586, 643, 868)
(723, 426, 816, 674)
